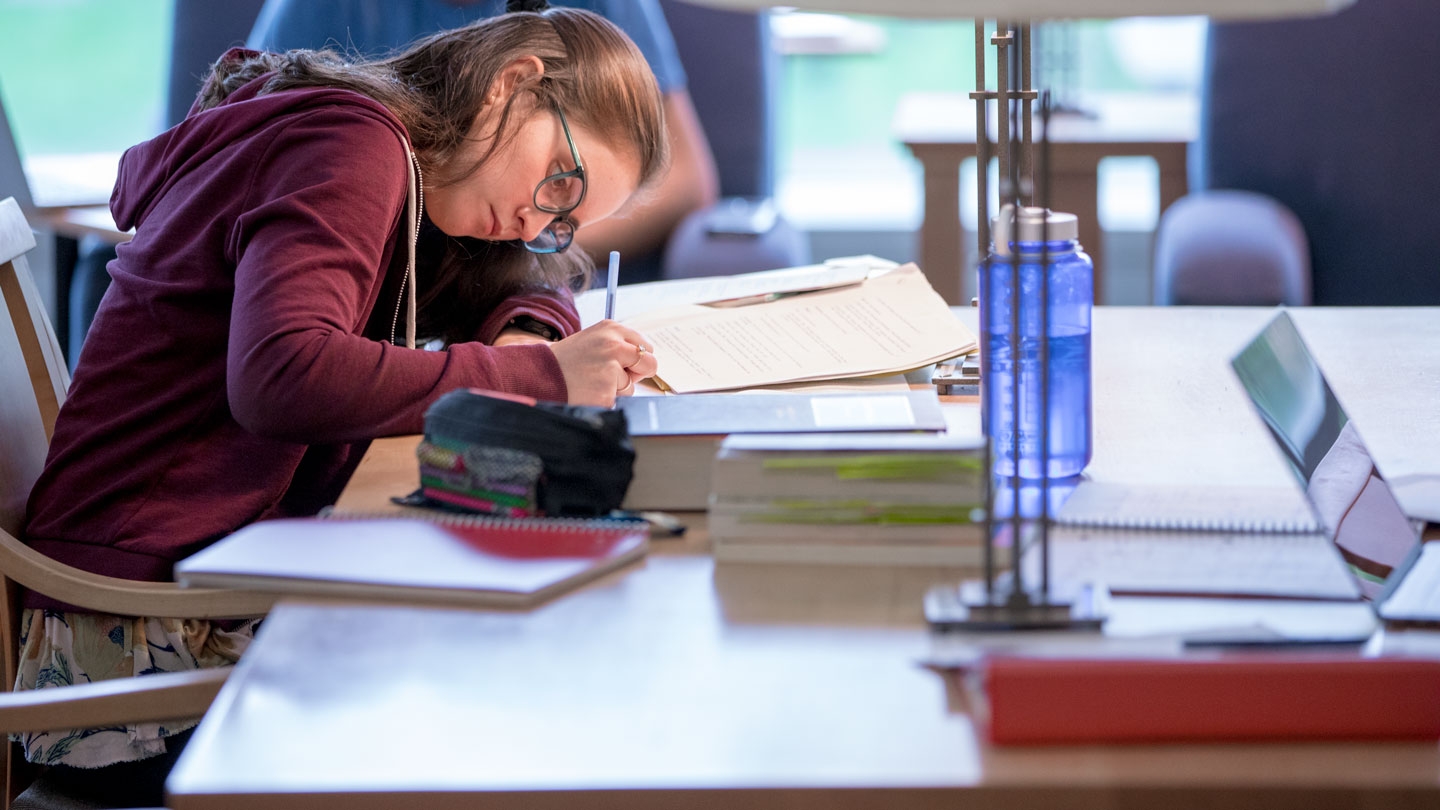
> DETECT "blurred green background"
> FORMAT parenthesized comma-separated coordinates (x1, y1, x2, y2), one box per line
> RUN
(776, 17, 1141, 178)
(0, 0, 172, 155)
(1, 1, 1151, 169)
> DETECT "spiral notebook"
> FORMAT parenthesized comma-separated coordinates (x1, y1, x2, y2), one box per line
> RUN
(174, 512, 648, 608)
(1055, 480, 1319, 533)
(1039, 310, 1430, 605)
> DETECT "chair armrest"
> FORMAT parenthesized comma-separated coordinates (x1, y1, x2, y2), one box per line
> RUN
(1153, 189, 1311, 306)
(0, 529, 277, 619)
(661, 196, 812, 281)
(0, 668, 228, 734)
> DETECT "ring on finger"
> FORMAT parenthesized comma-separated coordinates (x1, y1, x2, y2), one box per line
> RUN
(627, 343, 649, 368)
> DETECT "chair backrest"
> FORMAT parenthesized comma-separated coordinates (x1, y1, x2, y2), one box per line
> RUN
(0, 201, 274, 810)
(1197, 0, 1440, 305)
(0, 196, 59, 805)
(0, 196, 65, 541)
(659, 0, 775, 199)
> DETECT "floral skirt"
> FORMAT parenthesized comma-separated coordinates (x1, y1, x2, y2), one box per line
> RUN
(12, 608, 262, 768)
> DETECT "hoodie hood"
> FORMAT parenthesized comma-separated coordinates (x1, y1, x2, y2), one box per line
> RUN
(112, 49, 411, 232)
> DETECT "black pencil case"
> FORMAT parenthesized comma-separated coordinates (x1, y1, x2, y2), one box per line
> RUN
(415, 388, 635, 518)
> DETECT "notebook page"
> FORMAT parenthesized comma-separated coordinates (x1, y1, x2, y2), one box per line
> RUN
(1024, 527, 1360, 601)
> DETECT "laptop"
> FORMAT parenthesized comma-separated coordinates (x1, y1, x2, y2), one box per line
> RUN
(1232, 310, 1440, 625)
(0, 83, 117, 211)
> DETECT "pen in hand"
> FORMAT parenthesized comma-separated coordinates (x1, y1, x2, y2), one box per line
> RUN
(604, 250, 620, 321)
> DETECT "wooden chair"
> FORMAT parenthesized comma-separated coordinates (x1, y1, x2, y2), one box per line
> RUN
(0, 196, 279, 808)
(1154, 0, 1440, 306)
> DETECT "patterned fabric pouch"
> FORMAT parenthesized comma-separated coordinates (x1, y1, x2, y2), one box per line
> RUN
(415, 441, 545, 517)
(412, 388, 635, 517)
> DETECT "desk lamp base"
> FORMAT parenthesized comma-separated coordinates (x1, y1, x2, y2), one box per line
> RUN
(925, 579, 1107, 632)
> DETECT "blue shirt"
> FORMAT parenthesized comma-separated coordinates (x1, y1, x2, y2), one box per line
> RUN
(247, 0, 686, 93)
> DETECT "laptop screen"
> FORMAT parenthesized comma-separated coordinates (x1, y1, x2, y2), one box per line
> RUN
(1231, 311, 1420, 599)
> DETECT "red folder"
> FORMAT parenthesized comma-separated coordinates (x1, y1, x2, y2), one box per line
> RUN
(982, 655, 1440, 744)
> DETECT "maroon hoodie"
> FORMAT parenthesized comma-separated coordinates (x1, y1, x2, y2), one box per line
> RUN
(24, 69, 578, 603)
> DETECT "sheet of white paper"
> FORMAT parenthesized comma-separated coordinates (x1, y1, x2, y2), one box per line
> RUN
(574, 255, 897, 327)
(732, 375, 913, 396)
(626, 264, 977, 393)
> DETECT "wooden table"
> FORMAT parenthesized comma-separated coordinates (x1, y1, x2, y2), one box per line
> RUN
(166, 308, 1440, 810)
(33, 206, 132, 246)
(895, 92, 1196, 305)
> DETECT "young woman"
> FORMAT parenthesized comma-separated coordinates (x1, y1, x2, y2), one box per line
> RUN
(16, 0, 664, 795)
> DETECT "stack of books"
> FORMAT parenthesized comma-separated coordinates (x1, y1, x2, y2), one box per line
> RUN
(708, 432, 987, 566)
(617, 389, 950, 511)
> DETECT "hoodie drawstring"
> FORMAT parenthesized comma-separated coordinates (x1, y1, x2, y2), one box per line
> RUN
(391, 144, 422, 349)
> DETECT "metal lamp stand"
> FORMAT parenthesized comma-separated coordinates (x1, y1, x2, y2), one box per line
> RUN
(925, 19, 1104, 632)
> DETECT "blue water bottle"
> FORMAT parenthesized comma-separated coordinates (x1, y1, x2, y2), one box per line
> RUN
(982, 205, 1093, 480)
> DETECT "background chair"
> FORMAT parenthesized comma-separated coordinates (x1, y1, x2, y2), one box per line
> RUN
(1153, 0, 1440, 306)
(1, 196, 275, 810)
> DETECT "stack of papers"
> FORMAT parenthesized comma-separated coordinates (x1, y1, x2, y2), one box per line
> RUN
(619, 263, 976, 394)
(575, 255, 893, 326)
(576, 257, 977, 394)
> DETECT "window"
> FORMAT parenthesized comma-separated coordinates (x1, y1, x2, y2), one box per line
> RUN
(0, 0, 173, 156)
(774, 14, 975, 231)
(774, 15, 1206, 226)
(771, 13, 1206, 302)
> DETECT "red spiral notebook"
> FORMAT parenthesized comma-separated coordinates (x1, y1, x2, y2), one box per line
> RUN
(174, 512, 649, 608)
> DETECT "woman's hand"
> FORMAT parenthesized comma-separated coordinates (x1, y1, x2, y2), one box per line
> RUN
(547, 320, 658, 407)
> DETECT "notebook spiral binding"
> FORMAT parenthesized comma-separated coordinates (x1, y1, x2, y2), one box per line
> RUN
(318, 505, 644, 534)
(1057, 513, 1320, 534)
(1052, 482, 1321, 535)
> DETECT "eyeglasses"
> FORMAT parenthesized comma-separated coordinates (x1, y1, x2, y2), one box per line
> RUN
(523, 107, 586, 254)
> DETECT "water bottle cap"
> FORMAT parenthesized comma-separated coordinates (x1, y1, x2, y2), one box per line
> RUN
(990, 205, 1079, 254)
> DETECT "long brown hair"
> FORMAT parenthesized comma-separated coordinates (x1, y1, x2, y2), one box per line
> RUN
(195, 7, 668, 343)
